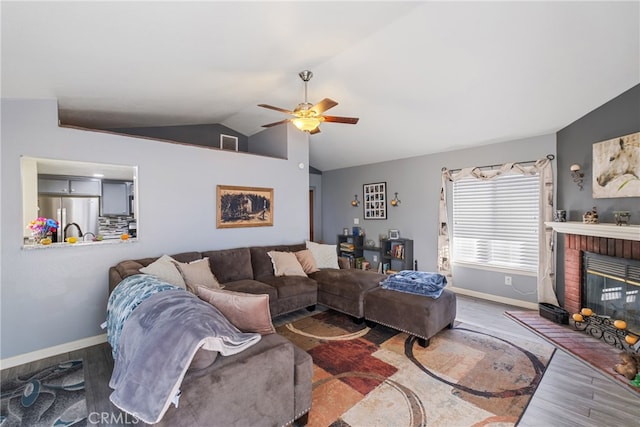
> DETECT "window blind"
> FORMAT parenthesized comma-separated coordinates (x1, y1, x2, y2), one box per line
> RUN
(452, 173, 540, 273)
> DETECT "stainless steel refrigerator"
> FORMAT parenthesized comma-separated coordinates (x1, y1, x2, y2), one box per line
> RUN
(38, 196, 100, 242)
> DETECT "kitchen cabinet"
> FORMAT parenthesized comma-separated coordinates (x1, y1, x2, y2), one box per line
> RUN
(38, 178, 70, 194)
(70, 179, 101, 195)
(38, 177, 101, 196)
(102, 181, 131, 216)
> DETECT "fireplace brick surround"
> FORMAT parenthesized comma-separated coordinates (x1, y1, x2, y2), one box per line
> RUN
(564, 234, 640, 314)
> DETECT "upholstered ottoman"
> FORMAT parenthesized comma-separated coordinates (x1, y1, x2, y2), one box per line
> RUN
(364, 287, 457, 347)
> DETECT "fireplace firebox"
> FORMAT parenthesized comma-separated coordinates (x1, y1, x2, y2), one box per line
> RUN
(583, 252, 640, 335)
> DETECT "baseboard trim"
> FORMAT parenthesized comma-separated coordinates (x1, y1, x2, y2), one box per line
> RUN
(449, 287, 539, 310)
(1, 334, 108, 370)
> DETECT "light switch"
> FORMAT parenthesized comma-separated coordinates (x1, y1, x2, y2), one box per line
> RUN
(354, 218, 359, 225)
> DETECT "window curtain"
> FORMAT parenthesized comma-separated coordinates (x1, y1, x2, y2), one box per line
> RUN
(438, 158, 559, 305)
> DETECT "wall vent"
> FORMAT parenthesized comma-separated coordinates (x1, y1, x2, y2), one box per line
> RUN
(220, 134, 238, 151)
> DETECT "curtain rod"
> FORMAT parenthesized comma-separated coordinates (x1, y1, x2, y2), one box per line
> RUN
(442, 154, 555, 173)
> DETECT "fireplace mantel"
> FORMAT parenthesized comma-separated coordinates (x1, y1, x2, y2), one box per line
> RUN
(545, 221, 640, 241)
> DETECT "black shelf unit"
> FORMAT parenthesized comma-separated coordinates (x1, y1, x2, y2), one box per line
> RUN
(380, 238, 414, 273)
(337, 234, 365, 268)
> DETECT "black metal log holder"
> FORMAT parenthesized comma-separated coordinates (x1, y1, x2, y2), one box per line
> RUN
(573, 315, 639, 354)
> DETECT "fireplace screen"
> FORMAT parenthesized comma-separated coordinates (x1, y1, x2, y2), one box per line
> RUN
(583, 252, 640, 335)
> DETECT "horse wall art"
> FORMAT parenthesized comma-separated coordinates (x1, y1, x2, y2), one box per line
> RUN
(592, 132, 640, 198)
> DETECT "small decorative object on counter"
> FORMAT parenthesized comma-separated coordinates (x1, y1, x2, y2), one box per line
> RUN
(553, 209, 567, 222)
(27, 217, 59, 244)
(583, 206, 599, 224)
(614, 211, 631, 226)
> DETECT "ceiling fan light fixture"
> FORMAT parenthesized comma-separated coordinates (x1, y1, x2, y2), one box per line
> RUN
(292, 116, 321, 132)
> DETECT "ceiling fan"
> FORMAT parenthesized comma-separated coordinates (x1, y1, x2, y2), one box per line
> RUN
(258, 70, 359, 134)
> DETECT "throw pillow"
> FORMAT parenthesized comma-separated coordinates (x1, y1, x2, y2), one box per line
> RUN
(295, 249, 320, 274)
(196, 286, 275, 335)
(267, 251, 307, 277)
(174, 257, 222, 293)
(305, 240, 339, 269)
(139, 254, 186, 289)
(338, 256, 351, 270)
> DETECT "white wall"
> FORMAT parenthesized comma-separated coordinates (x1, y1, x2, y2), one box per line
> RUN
(321, 134, 556, 305)
(0, 99, 309, 359)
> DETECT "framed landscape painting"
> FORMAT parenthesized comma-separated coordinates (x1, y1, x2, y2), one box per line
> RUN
(217, 185, 273, 228)
(363, 182, 387, 220)
(592, 132, 640, 198)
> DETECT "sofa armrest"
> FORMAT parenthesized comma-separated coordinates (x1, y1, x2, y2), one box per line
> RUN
(158, 334, 296, 427)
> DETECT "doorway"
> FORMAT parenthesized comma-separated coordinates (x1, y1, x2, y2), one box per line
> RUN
(309, 188, 314, 241)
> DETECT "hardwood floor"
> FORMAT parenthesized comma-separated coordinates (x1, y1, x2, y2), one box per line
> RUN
(2, 294, 638, 426)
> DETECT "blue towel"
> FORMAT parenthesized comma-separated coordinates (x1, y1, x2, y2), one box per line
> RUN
(381, 270, 447, 298)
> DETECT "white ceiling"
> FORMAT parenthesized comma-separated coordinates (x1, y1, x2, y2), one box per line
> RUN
(2, 1, 639, 171)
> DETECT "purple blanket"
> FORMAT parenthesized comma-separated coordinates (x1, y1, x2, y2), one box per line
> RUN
(109, 289, 261, 424)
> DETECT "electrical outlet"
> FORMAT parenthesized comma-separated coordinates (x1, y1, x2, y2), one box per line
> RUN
(505, 276, 512, 286)
(354, 218, 359, 225)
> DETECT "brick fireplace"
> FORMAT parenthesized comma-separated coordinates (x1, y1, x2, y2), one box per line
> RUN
(546, 221, 640, 316)
(563, 234, 640, 314)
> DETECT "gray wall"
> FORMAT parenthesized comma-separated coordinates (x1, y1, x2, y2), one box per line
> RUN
(110, 123, 249, 152)
(555, 84, 640, 305)
(1, 99, 309, 359)
(248, 124, 287, 159)
(322, 134, 556, 304)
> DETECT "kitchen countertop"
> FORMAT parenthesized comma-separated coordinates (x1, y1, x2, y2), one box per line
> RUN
(22, 237, 138, 250)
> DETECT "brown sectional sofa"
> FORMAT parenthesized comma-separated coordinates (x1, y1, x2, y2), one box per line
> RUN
(107, 242, 456, 426)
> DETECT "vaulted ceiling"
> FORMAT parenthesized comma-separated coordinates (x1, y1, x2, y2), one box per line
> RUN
(2, 1, 638, 171)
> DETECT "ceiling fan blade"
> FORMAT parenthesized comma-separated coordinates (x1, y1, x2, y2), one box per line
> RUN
(322, 115, 359, 124)
(262, 119, 291, 128)
(311, 98, 338, 114)
(258, 104, 295, 115)
(310, 126, 321, 135)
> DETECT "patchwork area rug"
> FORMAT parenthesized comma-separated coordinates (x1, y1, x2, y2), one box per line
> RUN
(277, 311, 555, 427)
(0, 359, 87, 426)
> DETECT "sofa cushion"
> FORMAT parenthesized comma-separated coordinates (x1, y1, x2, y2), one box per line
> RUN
(202, 248, 253, 283)
(250, 245, 292, 279)
(175, 257, 222, 293)
(310, 269, 384, 299)
(139, 255, 187, 288)
(188, 348, 218, 371)
(196, 286, 275, 335)
(295, 249, 320, 274)
(306, 241, 339, 269)
(170, 251, 203, 264)
(222, 279, 278, 302)
(268, 251, 307, 277)
(257, 276, 318, 299)
(114, 260, 146, 280)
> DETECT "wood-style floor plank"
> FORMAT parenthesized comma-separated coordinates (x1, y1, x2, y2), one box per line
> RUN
(2, 294, 638, 426)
